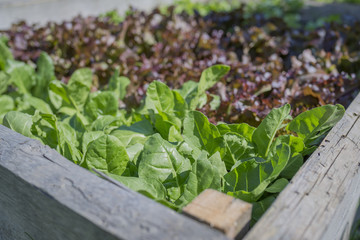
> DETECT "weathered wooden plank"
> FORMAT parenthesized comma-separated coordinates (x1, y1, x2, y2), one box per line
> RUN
(183, 189, 252, 239)
(0, 125, 228, 240)
(244, 93, 360, 240)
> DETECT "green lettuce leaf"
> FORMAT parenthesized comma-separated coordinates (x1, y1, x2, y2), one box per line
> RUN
(0, 71, 10, 94)
(85, 91, 118, 120)
(108, 69, 130, 100)
(0, 41, 13, 70)
(67, 68, 93, 110)
(252, 104, 291, 157)
(3, 111, 33, 138)
(6, 60, 35, 94)
(224, 143, 290, 202)
(82, 134, 129, 175)
(145, 81, 175, 113)
(265, 178, 289, 193)
(217, 123, 255, 142)
(176, 151, 222, 206)
(0, 95, 14, 123)
(81, 131, 105, 153)
(33, 52, 55, 99)
(138, 134, 191, 201)
(108, 174, 167, 200)
(287, 104, 345, 146)
(183, 111, 225, 157)
(223, 132, 256, 170)
(189, 65, 230, 110)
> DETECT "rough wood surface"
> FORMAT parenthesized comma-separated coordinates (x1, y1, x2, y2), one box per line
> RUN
(183, 189, 252, 239)
(0, 125, 228, 240)
(244, 94, 360, 240)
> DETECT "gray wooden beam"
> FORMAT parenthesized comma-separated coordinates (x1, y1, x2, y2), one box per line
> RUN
(0, 124, 228, 240)
(244, 93, 360, 240)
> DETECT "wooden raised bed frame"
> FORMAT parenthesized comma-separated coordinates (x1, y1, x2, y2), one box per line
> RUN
(1, 93, 360, 240)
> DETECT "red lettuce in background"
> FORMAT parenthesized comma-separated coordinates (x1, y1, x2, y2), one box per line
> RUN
(1, 4, 359, 126)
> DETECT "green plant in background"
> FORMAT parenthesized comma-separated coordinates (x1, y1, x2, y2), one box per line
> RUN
(100, 10, 124, 24)
(165, 0, 304, 28)
(166, 0, 353, 29)
(99, 9, 134, 24)
(244, 0, 304, 28)
(101, 0, 357, 31)
(305, 14, 341, 30)
(0, 41, 345, 222)
(173, 0, 241, 16)
(245, 0, 303, 17)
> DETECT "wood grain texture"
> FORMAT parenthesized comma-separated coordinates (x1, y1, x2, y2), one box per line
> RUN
(244, 93, 360, 240)
(0, 125, 228, 240)
(183, 189, 252, 239)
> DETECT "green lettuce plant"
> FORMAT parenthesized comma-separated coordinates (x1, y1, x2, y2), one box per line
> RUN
(0, 43, 345, 222)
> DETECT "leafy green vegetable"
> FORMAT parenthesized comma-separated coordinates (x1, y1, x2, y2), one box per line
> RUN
(6, 60, 35, 94)
(198, 65, 230, 94)
(176, 151, 222, 206)
(150, 110, 183, 142)
(138, 134, 191, 201)
(223, 132, 255, 170)
(252, 196, 276, 223)
(265, 178, 289, 193)
(252, 104, 291, 157)
(287, 104, 345, 146)
(3, 111, 33, 137)
(82, 135, 129, 175)
(30, 112, 60, 149)
(108, 174, 167, 200)
(0, 71, 10, 94)
(111, 129, 147, 147)
(224, 143, 290, 202)
(189, 64, 230, 110)
(33, 52, 55, 99)
(85, 91, 118, 120)
(183, 110, 225, 157)
(217, 123, 255, 142)
(271, 135, 305, 179)
(57, 121, 82, 164)
(0, 41, 13, 70)
(0, 95, 14, 123)
(49, 80, 72, 107)
(82, 131, 105, 153)
(0, 46, 345, 221)
(23, 94, 53, 114)
(108, 69, 130, 100)
(67, 68, 93, 110)
(145, 81, 175, 113)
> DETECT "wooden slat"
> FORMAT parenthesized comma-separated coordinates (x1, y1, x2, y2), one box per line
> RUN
(183, 189, 252, 239)
(244, 93, 360, 240)
(0, 125, 228, 240)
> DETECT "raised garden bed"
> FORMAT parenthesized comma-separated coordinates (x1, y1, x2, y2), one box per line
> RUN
(0, 124, 226, 240)
(1, 92, 359, 239)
